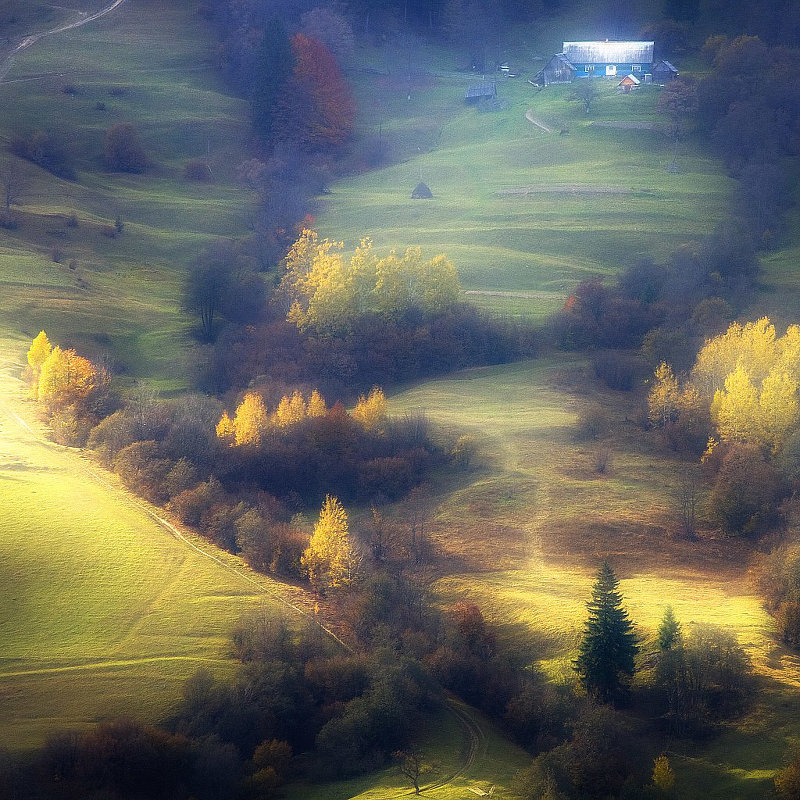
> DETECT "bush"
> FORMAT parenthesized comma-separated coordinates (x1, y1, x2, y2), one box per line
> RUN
(10, 129, 76, 179)
(708, 444, 786, 535)
(103, 122, 148, 172)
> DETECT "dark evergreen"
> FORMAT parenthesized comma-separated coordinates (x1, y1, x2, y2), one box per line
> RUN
(657, 605, 682, 651)
(250, 17, 294, 140)
(574, 562, 638, 702)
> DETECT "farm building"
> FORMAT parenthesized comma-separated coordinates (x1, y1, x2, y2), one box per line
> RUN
(464, 81, 497, 103)
(534, 53, 577, 85)
(652, 60, 679, 83)
(561, 41, 654, 78)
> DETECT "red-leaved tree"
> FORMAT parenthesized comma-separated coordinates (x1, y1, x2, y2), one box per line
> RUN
(273, 34, 355, 151)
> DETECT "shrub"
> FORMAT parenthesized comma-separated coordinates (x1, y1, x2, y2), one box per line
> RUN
(708, 444, 786, 535)
(103, 122, 148, 173)
(10, 129, 76, 179)
(185, 158, 211, 181)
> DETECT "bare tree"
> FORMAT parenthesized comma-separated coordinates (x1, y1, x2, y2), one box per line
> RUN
(677, 471, 699, 538)
(394, 748, 432, 795)
(0, 158, 27, 212)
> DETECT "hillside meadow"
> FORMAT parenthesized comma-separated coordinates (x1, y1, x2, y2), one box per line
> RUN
(0, 0, 257, 391)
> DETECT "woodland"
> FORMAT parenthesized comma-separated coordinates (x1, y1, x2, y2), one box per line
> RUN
(1, 0, 800, 798)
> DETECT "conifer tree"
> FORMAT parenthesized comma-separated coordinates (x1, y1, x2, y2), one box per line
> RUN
(301, 495, 359, 593)
(657, 605, 682, 651)
(574, 561, 638, 702)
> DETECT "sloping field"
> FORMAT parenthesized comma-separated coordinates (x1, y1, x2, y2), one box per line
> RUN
(388, 358, 800, 798)
(315, 65, 732, 320)
(0, 343, 300, 751)
(0, 0, 256, 390)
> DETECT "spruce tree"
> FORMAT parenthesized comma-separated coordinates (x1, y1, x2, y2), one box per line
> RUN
(657, 605, 682, 651)
(574, 561, 638, 702)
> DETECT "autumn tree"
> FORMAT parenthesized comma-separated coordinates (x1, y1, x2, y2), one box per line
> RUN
(648, 362, 679, 428)
(230, 392, 269, 447)
(38, 346, 102, 408)
(280, 229, 461, 333)
(352, 387, 387, 433)
(574, 562, 638, 702)
(0, 158, 27, 212)
(26, 330, 52, 388)
(301, 495, 360, 593)
(652, 754, 676, 792)
(273, 34, 355, 151)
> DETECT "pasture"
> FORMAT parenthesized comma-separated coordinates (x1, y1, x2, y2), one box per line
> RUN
(0, 0, 257, 390)
(316, 57, 732, 321)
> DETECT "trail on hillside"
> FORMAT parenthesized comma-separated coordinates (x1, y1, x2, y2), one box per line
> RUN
(0, 355, 486, 793)
(0, 0, 127, 83)
(525, 108, 552, 133)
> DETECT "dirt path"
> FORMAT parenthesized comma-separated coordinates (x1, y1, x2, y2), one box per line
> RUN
(0, 0, 127, 83)
(0, 353, 486, 792)
(525, 108, 552, 133)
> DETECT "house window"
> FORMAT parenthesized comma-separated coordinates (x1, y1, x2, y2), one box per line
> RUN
(632, 64, 642, 72)
(586, 64, 595, 73)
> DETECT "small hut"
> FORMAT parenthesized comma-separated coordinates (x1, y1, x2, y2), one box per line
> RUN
(412, 182, 433, 199)
(533, 53, 577, 85)
(618, 73, 640, 93)
(464, 81, 497, 104)
(652, 60, 679, 84)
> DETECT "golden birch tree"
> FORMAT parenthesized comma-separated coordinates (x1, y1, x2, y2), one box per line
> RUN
(648, 362, 680, 428)
(301, 495, 359, 592)
(232, 392, 269, 447)
(352, 386, 387, 433)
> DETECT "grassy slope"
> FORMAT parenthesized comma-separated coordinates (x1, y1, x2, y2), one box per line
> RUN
(0, 0, 256, 391)
(0, 342, 303, 751)
(317, 43, 731, 321)
(0, 2, 290, 754)
(310, 34, 800, 800)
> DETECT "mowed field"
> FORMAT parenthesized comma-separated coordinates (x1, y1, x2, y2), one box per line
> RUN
(316, 49, 733, 321)
(0, 0, 257, 391)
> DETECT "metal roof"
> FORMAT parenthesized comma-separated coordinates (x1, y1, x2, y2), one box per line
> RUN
(465, 81, 496, 98)
(653, 60, 678, 72)
(562, 41, 654, 64)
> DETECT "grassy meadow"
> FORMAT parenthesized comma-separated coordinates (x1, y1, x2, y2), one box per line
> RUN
(1, 0, 800, 796)
(316, 50, 732, 320)
(0, 0, 257, 390)
(0, 340, 305, 751)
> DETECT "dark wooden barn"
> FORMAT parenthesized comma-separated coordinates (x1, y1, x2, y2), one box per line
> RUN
(464, 81, 497, 103)
(652, 60, 679, 83)
(533, 53, 577, 85)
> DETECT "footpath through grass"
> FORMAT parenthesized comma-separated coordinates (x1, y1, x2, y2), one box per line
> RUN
(388, 358, 800, 798)
(0, 341, 307, 751)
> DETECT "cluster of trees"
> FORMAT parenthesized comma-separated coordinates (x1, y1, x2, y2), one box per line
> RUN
(193, 229, 535, 396)
(647, 318, 800, 535)
(279, 229, 460, 333)
(26, 331, 113, 445)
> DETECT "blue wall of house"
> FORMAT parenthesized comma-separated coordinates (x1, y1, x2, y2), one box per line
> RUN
(573, 63, 648, 77)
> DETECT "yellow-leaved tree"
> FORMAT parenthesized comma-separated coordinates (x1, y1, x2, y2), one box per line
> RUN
(652, 754, 675, 792)
(352, 386, 387, 433)
(301, 495, 359, 593)
(232, 392, 269, 447)
(37, 346, 101, 408)
(307, 389, 327, 417)
(648, 362, 679, 428)
(280, 229, 459, 332)
(26, 330, 52, 397)
(273, 390, 307, 427)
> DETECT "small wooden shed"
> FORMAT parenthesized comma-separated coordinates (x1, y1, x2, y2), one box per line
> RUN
(618, 73, 640, 93)
(464, 81, 497, 103)
(534, 53, 577, 85)
(652, 60, 679, 83)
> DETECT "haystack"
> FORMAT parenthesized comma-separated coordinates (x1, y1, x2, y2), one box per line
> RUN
(411, 181, 433, 199)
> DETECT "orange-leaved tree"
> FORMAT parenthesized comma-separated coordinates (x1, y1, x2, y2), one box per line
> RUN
(273, 34, 355, 151)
